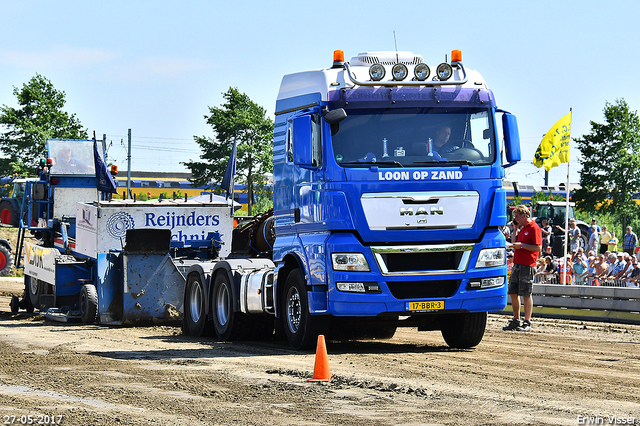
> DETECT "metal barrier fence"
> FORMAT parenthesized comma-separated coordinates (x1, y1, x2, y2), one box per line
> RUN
(500, 281, 640, 324)
(533, 274, 635, 288)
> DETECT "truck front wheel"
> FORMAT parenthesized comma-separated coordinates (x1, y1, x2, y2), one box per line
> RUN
(440, 312, 487, 349)
(282, 269, 328, 350)
(184, 274, 212, 337)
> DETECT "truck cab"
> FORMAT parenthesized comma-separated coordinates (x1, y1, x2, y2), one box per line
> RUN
(271, 50, 521, 349)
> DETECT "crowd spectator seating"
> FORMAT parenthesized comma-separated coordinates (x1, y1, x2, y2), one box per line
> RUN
(507, 248, 640, 288)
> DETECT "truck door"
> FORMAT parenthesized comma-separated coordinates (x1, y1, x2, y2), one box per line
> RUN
(291, 111, 323, 225)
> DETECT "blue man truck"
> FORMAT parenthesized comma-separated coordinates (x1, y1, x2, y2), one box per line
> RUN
(182, 49, 521, 349)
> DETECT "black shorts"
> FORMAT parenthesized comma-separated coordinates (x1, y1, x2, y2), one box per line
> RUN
(508, 264, 534, 297)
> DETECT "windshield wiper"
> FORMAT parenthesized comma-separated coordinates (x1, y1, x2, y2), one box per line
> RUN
(339, 161, 404, 167)
(413, 160, 474, 166)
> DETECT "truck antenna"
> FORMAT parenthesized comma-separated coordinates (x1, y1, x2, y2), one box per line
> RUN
(393, 31, 399, 63)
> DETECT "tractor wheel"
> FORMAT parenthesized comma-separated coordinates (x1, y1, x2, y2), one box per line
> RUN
(0, 201, 18, 227)
(0, 244, 13, 277)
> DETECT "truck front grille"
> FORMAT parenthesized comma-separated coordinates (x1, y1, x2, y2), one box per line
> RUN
(371, 244, 473, 276)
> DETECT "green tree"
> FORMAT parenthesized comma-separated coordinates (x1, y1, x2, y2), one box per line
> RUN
(0, 74, 87, 176)
(573, 99, 640, 233)
(184, 87, 273, 216)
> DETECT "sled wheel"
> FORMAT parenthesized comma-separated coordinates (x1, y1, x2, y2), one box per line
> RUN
(10, 295, 20, 313)
(80, 284, 98, 324)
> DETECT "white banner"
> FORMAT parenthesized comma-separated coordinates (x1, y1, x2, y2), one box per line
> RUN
(24, 242, 60, 285)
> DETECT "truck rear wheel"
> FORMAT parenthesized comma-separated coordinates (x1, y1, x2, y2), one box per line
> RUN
(184, 274, 213, 337)
(79, 284, 98, 324)
(282, 269, 328, 350)
(0, 244, 13, 277)
(440, 312, 487, 349)
(212, 272, 252, 341)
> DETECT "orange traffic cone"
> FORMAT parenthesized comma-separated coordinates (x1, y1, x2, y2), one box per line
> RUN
(307, 335, 331, 382)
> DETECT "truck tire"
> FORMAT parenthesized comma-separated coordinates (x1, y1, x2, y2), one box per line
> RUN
(80, 284, 98, 324)
(211, 272, 251, 341)
(0, 201, 18, 227)
(0, 244, 13, 277)
(183, 274, 213, 337)
(440, 312, 487, 349)
(282, 269, 329, 350)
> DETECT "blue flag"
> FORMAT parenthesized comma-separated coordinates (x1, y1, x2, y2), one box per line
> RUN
(93, 140, 118, 194)
(221, 138, 237, 198)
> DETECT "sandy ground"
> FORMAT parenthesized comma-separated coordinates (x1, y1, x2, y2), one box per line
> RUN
(1, 277, 639, 426)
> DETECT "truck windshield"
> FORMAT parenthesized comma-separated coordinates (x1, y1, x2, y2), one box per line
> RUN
(331, 108, 495, 167)
(47, 140, 96, 176)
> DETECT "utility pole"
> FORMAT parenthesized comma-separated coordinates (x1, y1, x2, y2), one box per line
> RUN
(127, 129, 132, 199)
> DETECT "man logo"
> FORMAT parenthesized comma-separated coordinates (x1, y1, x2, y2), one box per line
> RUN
(399, 207, 444, 216)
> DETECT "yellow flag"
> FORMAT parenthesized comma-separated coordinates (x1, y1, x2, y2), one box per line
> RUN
(534, 111, 572, 171)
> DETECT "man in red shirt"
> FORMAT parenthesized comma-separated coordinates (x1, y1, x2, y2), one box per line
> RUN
(503, 205, 542, 332)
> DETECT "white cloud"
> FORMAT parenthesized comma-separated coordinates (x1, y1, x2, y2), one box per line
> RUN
(106, 56, 213, 81)
(0, 46, 213, 81)
(0, 45, 118, 68)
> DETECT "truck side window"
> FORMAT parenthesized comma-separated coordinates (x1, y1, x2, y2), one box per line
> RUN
(311, 114, 322, 168)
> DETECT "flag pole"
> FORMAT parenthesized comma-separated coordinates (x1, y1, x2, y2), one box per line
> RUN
(562, 108, 573, 284)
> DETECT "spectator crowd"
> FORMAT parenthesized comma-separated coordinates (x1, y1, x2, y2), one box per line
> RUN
(505, 218, 640, 287)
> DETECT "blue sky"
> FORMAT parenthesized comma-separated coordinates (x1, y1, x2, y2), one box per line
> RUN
(0, 0, 637, 187)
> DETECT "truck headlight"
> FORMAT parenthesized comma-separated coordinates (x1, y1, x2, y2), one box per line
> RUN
(336, 282, 381, 293)
(336, 282, 366, 293)
(475, 248, 506, 268)
(468, 276, 505, 289)
(332, 253, 371, 272)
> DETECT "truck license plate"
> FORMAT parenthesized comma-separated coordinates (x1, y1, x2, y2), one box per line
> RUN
(406, 300, 444, 312)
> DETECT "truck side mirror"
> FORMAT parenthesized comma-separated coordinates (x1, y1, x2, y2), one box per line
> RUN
(323, 108, 347, 125)
(502, 113, 521, 167)
(292, 115, 316, 170)
(324, 108, 347, 136)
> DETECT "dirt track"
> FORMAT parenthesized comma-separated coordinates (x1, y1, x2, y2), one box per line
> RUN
(1, 277, 639, 426)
